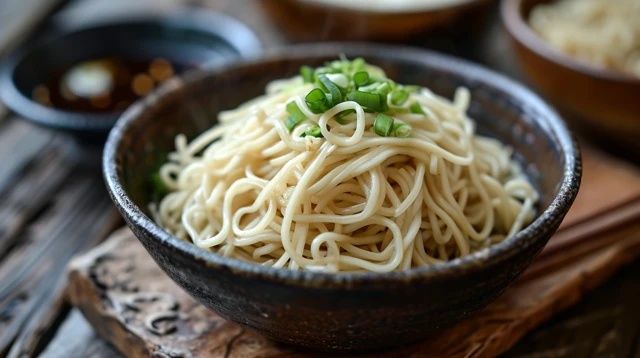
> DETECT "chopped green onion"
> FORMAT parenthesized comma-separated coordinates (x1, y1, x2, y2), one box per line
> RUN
(359, 81, 394, 96)
(373, 113, 394, 137)
(376, 82, 393, 96)
(300, 66, 314, 83)
(392, 122, 412, 138)
(388, 108, 409, 115)
(150, 172, 169, 198)
(294, 60, 420, 131)
(353, 71, 370, 87)
(286, 101, 307, 132)
(356, 82, 377, 93)
(351, 57, 365, 71)
(335, 109, 355, 124)
(305, 88, 330, 113)
(347, 91, 387, 112)
(314, 67, 334, 77)
(318, 74, 343, 106)
(409, 101, 426, 115)
(301, 124, 323, 138)
(390, 89, 409, 106)
(285, 117, 299, 132)
(326, 73, 349, 88)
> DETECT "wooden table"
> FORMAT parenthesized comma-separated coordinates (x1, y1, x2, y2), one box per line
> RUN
(1, 1, 639, 357)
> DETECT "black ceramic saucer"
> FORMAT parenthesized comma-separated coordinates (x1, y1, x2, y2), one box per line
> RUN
(0, 8, 261, 140)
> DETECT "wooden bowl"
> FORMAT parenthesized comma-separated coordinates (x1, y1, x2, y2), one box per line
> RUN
(501, 0, 640, 152)
(259, 0, 493, 41)
(103, 43, 580, 352)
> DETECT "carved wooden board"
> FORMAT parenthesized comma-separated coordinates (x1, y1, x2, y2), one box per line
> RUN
(67, 224, 640, 357)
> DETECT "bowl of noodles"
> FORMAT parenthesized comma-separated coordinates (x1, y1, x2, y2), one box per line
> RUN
(103, 43, 580, 351)
(502, 0, 640, 154)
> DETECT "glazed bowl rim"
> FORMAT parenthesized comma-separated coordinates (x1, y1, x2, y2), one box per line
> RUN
(296, 0, 487, 14)
(501, 0, 640, 85)
(0, 9, 261, 133)
(103, 42, 581, 288)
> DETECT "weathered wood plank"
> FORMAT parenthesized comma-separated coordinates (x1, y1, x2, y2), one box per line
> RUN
(0, 102, 7, 123)
(0, 0, 67, 56)
(66, 222, 640, 358)
(0, 173, 120, 355)
(0, 138, 75, 258)
(505, 260, 640, 357)
(0, 119, 54, 193)
(67, 228, 298, 358)
(6, 274, 68, 358)
(39, 310, 121, 358)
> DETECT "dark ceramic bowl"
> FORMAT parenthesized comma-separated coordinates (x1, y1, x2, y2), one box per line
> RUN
(260, 0, 493, 41)
(103, 43, 581, 352)
(502, 0, 640, 154)
(0, 9, 260, 140)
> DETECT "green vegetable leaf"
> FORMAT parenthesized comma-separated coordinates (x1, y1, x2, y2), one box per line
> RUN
(374, 113, 394, 137)
(409, 101, 426, 115)
(300, 66, 314, 83)
(286, 101, 307, 132)
(301, 124, 323, 138)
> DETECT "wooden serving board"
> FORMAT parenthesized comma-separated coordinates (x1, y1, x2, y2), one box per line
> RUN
(66, 147, 640, 358)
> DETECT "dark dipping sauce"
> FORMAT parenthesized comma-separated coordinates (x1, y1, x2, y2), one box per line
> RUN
(32, 57, 178, 113)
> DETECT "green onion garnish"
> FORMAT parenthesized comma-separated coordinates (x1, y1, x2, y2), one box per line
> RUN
(335, 109, 355, 124)
(376, 82, 393, 96)
(285, 59, 417, 139)
(353, 71, 370, 87)
(390, 89, 409, 106)
(301, 124, 323, 138)
(373, 113, 394, 137)
(325, 73, 349, 88)
(300, 66, 314, 83)
(351, 57, 365, 71)
(348, 91, 387, 113)
(392, 122, 412, 138)
(409, 102, 426, 115)
(286, 101, 307, 132)
(360, 81, 393, 97)
(355, 82, 377, 93)
(318, 74, 343, 106)
(150, 172, 169, 198)
(305, 88, 330, 113)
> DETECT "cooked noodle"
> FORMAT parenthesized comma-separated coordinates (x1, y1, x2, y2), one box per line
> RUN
(530, 0, 640, 77)
(152, 59, 538, 273)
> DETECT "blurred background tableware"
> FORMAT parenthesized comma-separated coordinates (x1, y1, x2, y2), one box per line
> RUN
(502, 0, 640, 156)
(259, 0, 493, 42)
(0, 7, 261, 140)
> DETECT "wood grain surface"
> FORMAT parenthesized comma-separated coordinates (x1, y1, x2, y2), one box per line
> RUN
(1, 0, 640, 357)
(64, 204, 640, 357)
(64, 145, 640, 357)
(0, 118, 121, 357)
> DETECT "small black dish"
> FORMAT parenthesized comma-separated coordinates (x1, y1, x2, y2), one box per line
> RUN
(0, 8, 261, 140)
